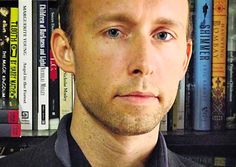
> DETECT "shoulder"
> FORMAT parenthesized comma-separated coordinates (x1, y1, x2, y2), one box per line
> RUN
(0, 133, 64, 167)
(168, 150, 207, 167)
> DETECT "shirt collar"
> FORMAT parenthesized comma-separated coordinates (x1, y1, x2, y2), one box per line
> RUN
(55, 113, 169, 167)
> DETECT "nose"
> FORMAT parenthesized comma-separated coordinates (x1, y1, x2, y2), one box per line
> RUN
(127, 35, 155, 77)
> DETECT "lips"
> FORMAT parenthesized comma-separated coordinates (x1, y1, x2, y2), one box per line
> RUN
(115, 91, 159, 104)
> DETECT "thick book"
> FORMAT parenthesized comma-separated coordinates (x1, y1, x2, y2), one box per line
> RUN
(37, 0, 49, 130)
(193, 0, 213, 131)
(49, 6, 59, 129)
(0, 123, 21, 137)
(211, 0, 228, 130)
(0, 109, 19, 124)
(226, 0, 236, 129)
(18, 0, 33, 130)
(9, 7, 18, 100)
(0, 7, 10, 101)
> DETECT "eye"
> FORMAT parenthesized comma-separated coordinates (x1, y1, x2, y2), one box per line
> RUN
(105, 28, 123, 39)
(154, 32, 173, 41)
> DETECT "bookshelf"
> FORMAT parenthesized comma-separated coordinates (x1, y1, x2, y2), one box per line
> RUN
(0, 0, 236, 166)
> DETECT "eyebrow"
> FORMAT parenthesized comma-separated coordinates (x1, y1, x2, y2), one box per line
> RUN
(92, 13, 185, 30)
(92, 14, 136, 28)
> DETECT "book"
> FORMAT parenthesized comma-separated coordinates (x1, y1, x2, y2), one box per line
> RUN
(193, 0, 213, 131)
(172, 78, 185, 130)
(18, 0, 33, 130)
(0, 7, 10, 101)
(184, 0, 195, 131)
(0, 123, 21, 137)
(0, 109, 19, 124)
(211, 0, 228, 130)
(9, 7, 18, 100)
(49, 6, 59, 129)
(226, 0, 236, 129)
(59, 70, 73, 119)
(37, 0, 49, 130)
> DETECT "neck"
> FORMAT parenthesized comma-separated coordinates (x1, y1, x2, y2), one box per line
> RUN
(70, 94, 160, 167)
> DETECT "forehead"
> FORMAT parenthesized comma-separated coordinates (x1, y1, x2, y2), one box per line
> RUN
(71, 0, 189, 27)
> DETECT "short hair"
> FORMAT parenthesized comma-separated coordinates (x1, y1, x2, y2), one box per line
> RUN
(57, 0, 192, 41)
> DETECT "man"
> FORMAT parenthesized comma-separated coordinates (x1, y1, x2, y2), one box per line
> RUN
(0, 0, 205, 166)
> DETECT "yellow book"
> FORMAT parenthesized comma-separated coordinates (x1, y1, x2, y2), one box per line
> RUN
(9, 7, 18, 100)
(212, 0, 228, 130)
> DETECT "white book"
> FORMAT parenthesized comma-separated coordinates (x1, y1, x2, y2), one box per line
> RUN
(18, 0, 33, 130)
(59, 69, 73, 119)
(172, 77, 185, 130)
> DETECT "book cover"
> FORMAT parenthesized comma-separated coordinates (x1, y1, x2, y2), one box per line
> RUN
(37, 0, 49, 130)
(0, 7, 10, 101)
(193, 0, 213, 131)
(18, 0, 33, 130)
(0, 123, 21, 137)
(49, 6, 59, 129)
(211, 0, 228, 130)
(226, 0, 236, 129)
(9, 7, 18, 100)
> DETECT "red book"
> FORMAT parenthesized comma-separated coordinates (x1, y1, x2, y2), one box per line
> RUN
(0, 109, 19, 123)
(0, 123, 21, 137)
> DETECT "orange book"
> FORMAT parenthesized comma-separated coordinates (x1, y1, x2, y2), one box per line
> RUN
(211, 0, 228, 130)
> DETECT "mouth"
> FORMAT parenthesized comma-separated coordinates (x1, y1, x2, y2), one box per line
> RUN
(114, 91, 159, 104)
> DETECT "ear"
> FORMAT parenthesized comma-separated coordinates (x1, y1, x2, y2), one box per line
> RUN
(50, 28, 75, 74)
(179, 39, 192, 80)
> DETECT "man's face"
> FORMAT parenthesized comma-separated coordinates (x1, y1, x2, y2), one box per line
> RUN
(70, 0, 191, 135)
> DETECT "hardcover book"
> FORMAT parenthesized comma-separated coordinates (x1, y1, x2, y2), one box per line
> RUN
(49, 6, 59, 129)
(37, 0, 49, 130)
(226, 0, 236, 129)
(211, 0, 228, 130)
(193, 0, 213, 131)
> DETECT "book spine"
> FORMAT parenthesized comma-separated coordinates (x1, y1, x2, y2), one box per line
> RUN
(59, 69, 73, 119)
(226, 0, 236, 129)
(184, 0, 195, 130)
(0, 123, 21, 137)
(37, 0, 49, 130)
(193, 0, 213, 131)
(211, 0, 228, 130)
(0, 7, 10, 101)
(173, 78, 185, 130)
(18, 0, 33, 130)
(9, 7, 18, 100)
(32, 0, 38, 130)
(49, 7, 59, 129)
(0, 109, 19, 123)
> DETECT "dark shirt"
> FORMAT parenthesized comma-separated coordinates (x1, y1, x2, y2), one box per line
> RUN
(0, 113, 205, 167)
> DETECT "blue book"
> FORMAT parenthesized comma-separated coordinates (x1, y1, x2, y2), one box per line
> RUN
(193, 0, 212, 131)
